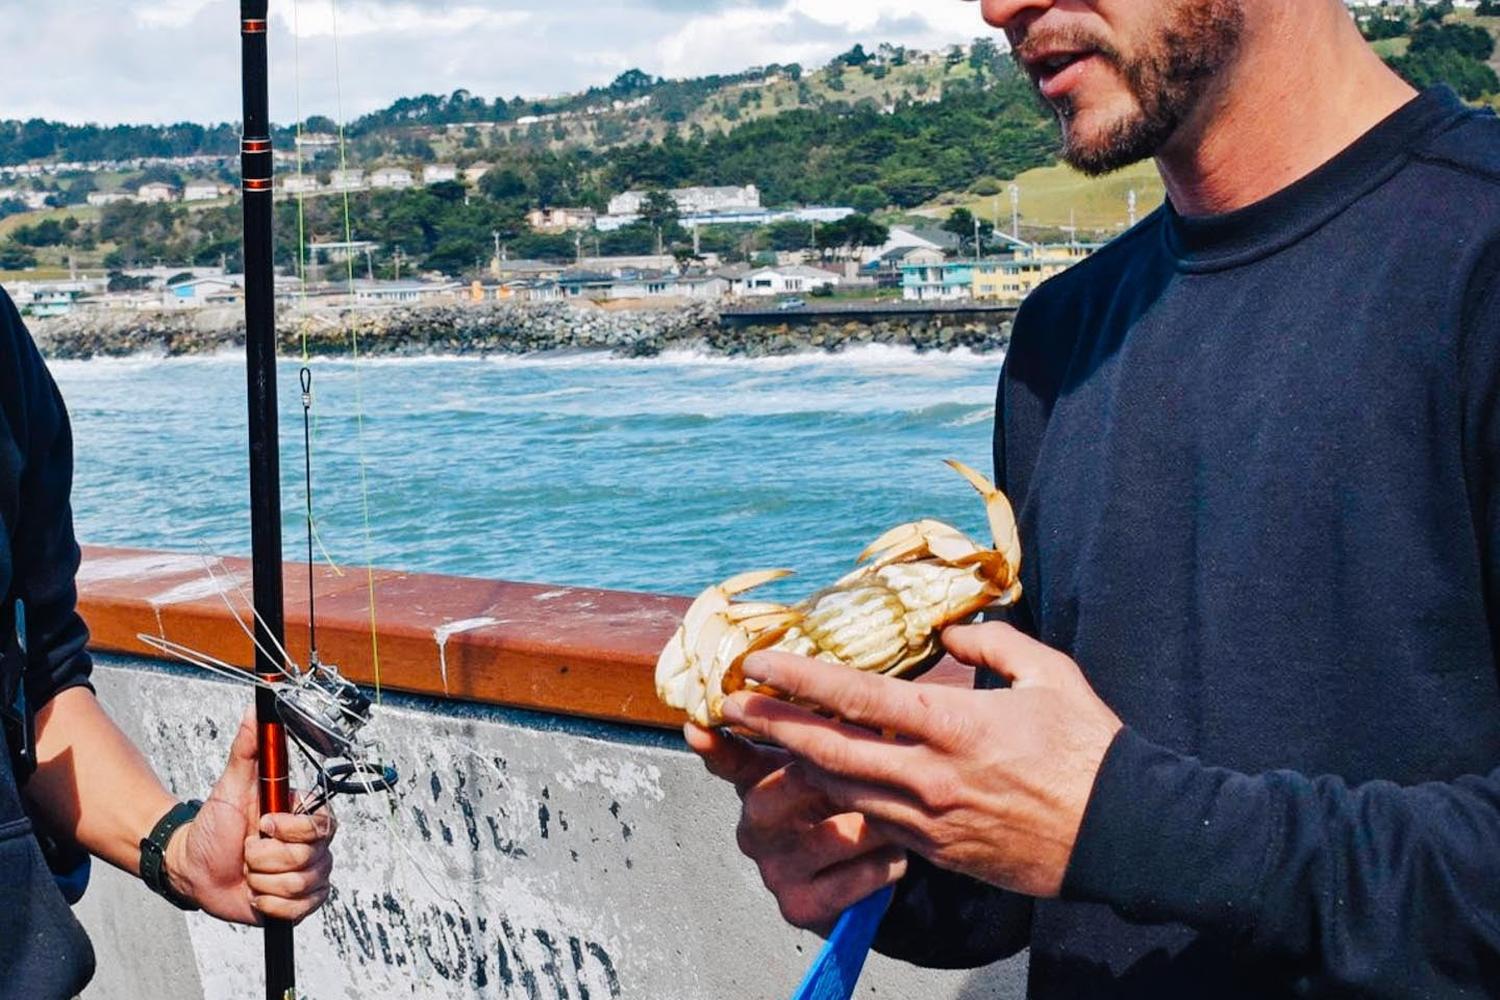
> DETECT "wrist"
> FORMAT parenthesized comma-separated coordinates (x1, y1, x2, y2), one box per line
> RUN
(163, 817, 198, 906)
(140, 799, 201, 911)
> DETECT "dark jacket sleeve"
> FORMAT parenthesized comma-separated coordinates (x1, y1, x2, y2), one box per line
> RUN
(1060, 244, 1500, 995)
(872, 348, 1036, 968)
(1, 291, 93, 707)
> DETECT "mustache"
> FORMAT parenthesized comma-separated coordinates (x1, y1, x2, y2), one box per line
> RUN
(1011, 25, 1124, 71)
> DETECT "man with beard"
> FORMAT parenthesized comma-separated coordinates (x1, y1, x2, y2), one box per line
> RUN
(688, 0, 1500, 996)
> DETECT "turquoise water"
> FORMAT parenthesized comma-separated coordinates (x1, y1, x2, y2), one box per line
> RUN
(51, 347, 1003, 603)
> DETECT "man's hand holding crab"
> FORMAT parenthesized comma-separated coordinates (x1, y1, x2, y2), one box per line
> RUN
(690, 621, 1122, 909)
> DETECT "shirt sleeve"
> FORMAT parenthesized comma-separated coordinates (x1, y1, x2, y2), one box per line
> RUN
(2, 292, 93, 707)
(872, 347, 1036, 969)
(1059, 241, 1500, 994)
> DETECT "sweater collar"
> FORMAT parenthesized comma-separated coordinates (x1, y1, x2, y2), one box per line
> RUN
(1162, 86, 1469, 272)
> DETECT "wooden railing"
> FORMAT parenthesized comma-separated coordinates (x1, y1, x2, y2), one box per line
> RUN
(76, 546, 975, 729)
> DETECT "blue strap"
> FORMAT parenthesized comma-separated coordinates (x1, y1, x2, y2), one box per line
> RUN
(789, 885, 896, 1000)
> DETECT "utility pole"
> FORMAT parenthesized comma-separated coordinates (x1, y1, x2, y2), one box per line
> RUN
(973, 215, 981, 262)
(492, 230, 502, 278)
(1128, 189, 1138, 228)
(394, 246, 404, 281)
(1009, 183, 1020, 241)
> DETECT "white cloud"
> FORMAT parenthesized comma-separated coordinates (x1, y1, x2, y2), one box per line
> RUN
(0, 0, 996, 125)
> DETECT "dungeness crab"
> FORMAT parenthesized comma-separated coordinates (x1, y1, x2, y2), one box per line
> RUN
(656, 460, 1023, 726)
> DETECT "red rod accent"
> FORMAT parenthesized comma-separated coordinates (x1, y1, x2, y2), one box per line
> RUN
(257, 717, 292, 814)
(242, 19, 267, 33)
(243, 138, 272, 153)
(243, 178, 273, 191)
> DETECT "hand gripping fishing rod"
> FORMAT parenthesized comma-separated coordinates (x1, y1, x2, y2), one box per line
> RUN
(239, 3, 297, 997)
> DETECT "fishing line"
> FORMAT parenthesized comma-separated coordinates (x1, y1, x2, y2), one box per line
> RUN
(327, 0, 384, 698)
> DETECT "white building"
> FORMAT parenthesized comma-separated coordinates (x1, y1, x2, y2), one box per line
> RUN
(137, 182, 177, 204)
(183, 182, 229, 202)
(608, 184, 761, 218)
(739, 265, 839, 297)
(164, 276, 244, 308)
(370, 168, 415, 191)
(86, 192, 132, 208)
(463, 163, 493, 185)
(282, 175, 321, 195)
(422, 164, 459, 185)
(352, 280, 462, 305)
(527, 207, 597, 233)
(328, 169, 365, 192)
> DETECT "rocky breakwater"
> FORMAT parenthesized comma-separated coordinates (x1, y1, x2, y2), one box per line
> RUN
(30, 299, 1012, 360)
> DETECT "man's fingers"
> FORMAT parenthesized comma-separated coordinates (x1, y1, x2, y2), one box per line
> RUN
(245, 852, 333, 900)
(252, 886, 330, 925)
(941, 622, 1065, 688)
(800, 811, 899, 872)
(211, 705, 259, 803)
(244, 837, 321, 876)
(685, 722, 791, 794)
(741, 651, 948, 737)
(260, 810, 338, 845)
(780, 848, 907, 932)
(722, 690, 923, 789)
(801, 767, 933, 836)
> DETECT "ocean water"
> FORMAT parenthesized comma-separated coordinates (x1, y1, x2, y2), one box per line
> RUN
(50, 346, 1004, 603)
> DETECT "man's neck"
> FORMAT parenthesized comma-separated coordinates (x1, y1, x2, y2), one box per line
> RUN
(1156, 3, 1418, 218)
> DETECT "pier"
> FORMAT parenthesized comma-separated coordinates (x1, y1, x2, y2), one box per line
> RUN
(72, 547, 1027, 1000)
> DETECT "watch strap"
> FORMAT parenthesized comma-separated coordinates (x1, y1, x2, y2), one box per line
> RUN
(139, 799, 202, 911)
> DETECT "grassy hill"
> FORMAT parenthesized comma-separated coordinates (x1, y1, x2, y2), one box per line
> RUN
(916, 160, 1165, 238)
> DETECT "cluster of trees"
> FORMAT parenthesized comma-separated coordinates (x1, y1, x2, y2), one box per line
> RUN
(1387, 22, 1499, 100)
(0, 121, 240, 167)
(589, 72, 1055, 211)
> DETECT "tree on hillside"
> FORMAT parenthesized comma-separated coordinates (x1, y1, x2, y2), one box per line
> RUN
(1410, 22, 1495, 60)
(847, 184, 888, 214)
(639, 189, 681, 231)
(0, 243, 37, 269)
(944, 207, 995, 257)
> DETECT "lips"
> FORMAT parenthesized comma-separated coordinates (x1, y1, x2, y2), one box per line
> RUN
(1023, 49, 1100, 101)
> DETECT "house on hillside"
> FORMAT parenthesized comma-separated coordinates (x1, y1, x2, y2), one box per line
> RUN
(608, 184, 761, 217)
(137, 182, 177, 204)
(282, 175, 321, 195)
(526, 207, 597, 233)
(328, 169, 365, 192)
(183, 182, 230, 202)
(86, 192, 132, 207)
(422, 164, 459, 185)
(370, 167, 415, 190)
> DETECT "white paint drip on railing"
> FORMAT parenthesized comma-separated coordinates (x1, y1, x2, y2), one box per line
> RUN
(432, 617, 500, 694)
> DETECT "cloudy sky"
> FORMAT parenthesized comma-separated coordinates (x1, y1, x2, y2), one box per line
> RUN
(0, 0, 993, 126)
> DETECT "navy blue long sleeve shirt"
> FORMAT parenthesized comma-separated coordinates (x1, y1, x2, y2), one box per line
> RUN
(0, 289, 97, 996)
(875, 87, 1500, 997)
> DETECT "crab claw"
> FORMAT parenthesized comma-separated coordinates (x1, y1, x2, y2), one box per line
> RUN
(944, 459, 1021, 576)
(656, 569, 801, 726)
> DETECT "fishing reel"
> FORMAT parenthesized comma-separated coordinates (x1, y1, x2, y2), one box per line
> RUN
(275, 658, 398, 814)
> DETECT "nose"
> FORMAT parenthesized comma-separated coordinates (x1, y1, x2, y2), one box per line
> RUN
(969, 0, 1053, 31)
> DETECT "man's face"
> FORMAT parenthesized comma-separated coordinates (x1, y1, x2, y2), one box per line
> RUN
(979, 0, 1246, 175)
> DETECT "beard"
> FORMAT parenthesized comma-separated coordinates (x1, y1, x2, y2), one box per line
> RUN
(1018, 0, 1246, 176)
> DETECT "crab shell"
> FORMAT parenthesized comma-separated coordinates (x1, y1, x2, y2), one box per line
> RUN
(655, 459, 1022, 726)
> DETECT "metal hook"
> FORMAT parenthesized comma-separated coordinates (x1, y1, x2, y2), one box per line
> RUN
(300, 366, 313, 409)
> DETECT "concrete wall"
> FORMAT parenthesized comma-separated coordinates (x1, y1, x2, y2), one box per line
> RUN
(77, 655, 1027, 1000)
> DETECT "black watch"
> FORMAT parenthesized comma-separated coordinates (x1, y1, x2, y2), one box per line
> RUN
(139, 800, 202, 911)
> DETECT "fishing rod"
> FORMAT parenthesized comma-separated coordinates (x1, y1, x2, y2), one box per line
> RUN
(239, 2, 297, 997)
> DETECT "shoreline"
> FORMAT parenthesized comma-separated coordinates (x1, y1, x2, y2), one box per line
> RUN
(29, 299, 1013, 361)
